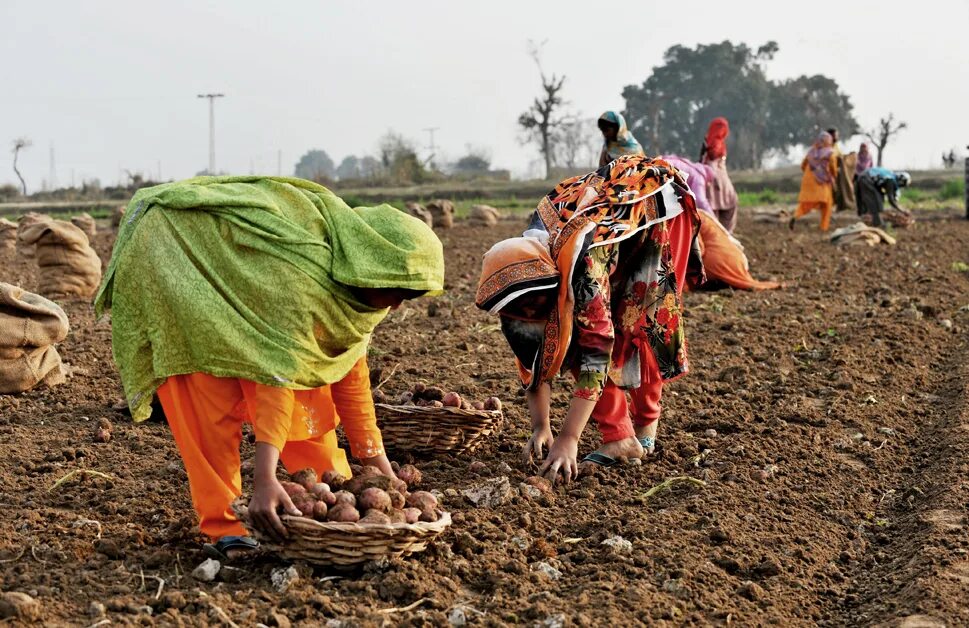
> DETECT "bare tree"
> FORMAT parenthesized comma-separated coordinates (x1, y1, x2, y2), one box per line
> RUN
(865, 114, 907, 167)
(518, 43, 567, 179)
(12, 137, 31, 196)
(557, 116, 600, 170)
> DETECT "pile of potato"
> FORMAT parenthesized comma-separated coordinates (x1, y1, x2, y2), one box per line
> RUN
(279, 464, 442, 525)
(372, 383, 502, 412)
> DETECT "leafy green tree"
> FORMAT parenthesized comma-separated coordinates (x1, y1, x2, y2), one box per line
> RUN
(336, 155, 361, 180)
(622, 41, 857, 169)
(294, 149, 336, 181)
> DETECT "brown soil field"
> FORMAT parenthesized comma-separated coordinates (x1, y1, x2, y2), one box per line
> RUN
(1, 210, 968, 626)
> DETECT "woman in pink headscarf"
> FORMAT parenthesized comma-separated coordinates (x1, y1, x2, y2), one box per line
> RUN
(699, 118, 739, 233)
(791, 131, 838, 231)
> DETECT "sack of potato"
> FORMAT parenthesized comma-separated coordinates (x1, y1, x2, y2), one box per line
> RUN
(371, 382, 503, 456)
(70, 213, 97, 239)
(425, 199, 454, 229)
(0, 218, 17, 254)
(18, 219, 102, 299)
(0, 282, 69, 394)
(235, 464, 450, 567)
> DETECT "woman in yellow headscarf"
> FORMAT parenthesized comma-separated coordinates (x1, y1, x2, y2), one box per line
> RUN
(96, 176, 445, 558)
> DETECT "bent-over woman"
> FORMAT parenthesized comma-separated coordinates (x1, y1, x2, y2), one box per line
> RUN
(96, 176, 444, 558)
(476, 156, 703, 481)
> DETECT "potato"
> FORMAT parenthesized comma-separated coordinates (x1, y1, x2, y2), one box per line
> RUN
(321, 470, 347, 489)
(291, 468, 318, 490)
(326, 503, 360, 523)
(397, 464, 422, 487)
(312, 501, 329, 521)
(442, 392, 462, 408)
(359, 510, 392, 524)
(524, 475, 553, 495)
(360, 465, 382, 478)
(344, 474, 395, 495)
(484, 397, 502, 411)
(317, 489, 337, 507)
(471, 401, 486, 411)
(468, 460, 490, 475)
(402, 507, 422, 524)
(309, 482, 331, 498)
(333, 490, 357, 507)
(428, 400, 444, 408)
(423, 386, 445, 401)
(372, 389, 388, 404)
(389, 510, 407, 524)
(280, 481, 307, 497)
(291, 495, 316, 517)
(94, 428, 112, 443)
(97, 417, 113, 431)
(419, 508, 440, 523)
(358, 487, 393, 513)
(460, 401, 473, 410)
(387, 489, 406, 510)
(405, 491, 438, 512)
(412, 382, 427, 394)
(397, 391, 413, 404)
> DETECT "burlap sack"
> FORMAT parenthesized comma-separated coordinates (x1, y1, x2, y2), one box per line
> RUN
(425, 199, 455, 229)
(16, 212, 49, 258)
(18, 219, 102, 299)
(0, 282, 69, 393)
(0, 218, 16, 253)
(469, 204, 501, 227)
(71, 213, 97, 238)
(404, 202, 433, 227)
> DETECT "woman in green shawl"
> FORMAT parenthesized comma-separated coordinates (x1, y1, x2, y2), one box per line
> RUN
(96, 176, 444, 557)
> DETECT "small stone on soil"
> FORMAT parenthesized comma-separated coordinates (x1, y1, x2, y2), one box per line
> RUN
(191, 558, 221, 582)
(461, 476, 512, 508)
(532, 561, 562, 580)
(601, 535, 633, 554)
(271, 566, 299, 593)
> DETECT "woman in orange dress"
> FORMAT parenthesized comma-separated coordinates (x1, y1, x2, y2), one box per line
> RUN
(791, 132, 838, 231)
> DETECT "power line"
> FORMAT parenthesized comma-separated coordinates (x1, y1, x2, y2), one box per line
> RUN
(197, 93, 225, 174)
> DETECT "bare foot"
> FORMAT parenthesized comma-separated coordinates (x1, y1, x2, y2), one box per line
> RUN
(635, 420, 660, 455)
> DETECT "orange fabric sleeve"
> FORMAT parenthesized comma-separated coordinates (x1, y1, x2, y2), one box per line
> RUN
(330, 358, 384, 459)
(239, 381, 295, 452)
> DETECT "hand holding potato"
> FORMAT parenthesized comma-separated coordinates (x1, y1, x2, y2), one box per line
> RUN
(249, 476, 301, 542)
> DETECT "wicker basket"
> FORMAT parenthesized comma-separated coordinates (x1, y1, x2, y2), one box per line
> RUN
(375, 403, 503, 456)
(234, 504, 451, 567)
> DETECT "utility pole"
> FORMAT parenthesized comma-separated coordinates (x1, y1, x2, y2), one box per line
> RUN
(48, 143, 58, 190)
(197, 93, 225, 174)
(423, 127, 439, 168)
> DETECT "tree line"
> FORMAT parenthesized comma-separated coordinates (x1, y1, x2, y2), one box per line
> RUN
(520, 40, 908, 177)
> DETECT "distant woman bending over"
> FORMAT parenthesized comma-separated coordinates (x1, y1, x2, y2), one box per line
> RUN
(791, 131, 838, 231)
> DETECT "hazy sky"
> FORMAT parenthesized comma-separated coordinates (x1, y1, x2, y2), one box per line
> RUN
(3, 0, 967, 189)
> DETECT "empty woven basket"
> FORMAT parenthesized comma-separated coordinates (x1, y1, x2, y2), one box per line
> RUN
(375, 404, 503, 456)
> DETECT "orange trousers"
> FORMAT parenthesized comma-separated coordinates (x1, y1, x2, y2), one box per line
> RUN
(157, 373, 351, 540)
(794, 201, 833, 231)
